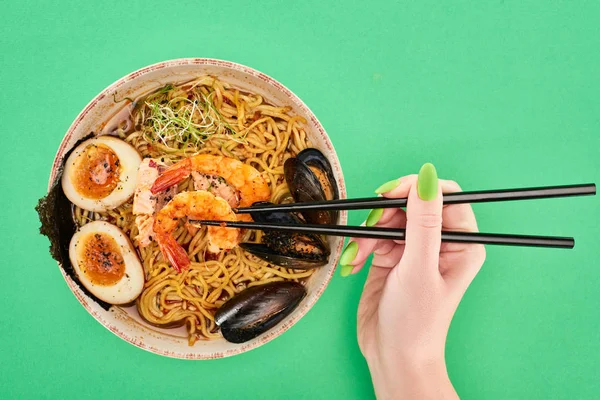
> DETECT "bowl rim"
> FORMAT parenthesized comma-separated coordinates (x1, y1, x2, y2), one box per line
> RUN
(48, 58, 346, 359)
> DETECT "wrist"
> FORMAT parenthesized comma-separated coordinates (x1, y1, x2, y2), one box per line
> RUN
(366, 351, 456, 399)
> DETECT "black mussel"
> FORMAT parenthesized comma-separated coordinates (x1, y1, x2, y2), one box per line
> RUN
(240, 241, 328, 270)
(215, 281, 306, 343)
(35, 133, 112, 310)
(243, 202, 330, 269)
(296, 148, 339, 202)
(249, 201, 299, 224)
(284, 158, 330, 224)
(284, 149, 339, 225)
(262, 231, 329, 264)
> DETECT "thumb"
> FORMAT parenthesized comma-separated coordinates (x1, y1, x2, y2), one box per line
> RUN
(401, 163, 443, 275)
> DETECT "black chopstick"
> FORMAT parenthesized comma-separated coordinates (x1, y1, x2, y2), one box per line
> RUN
(233, 183, 596, 214)
(193, 220, 575, 249)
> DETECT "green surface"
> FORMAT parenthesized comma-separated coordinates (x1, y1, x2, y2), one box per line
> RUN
(1, 1, 599, 399)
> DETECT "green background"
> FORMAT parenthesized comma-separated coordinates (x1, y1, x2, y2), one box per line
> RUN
(1, 1, 599, 399)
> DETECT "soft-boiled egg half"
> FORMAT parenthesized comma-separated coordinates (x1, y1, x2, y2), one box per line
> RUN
(69, 221, 144, 305)
(62, 136, 142, 212)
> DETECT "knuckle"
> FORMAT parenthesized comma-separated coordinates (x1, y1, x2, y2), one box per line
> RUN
(413, 213, 443, 229)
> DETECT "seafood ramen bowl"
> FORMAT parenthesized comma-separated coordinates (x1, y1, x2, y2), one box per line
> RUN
(37, 59, 347, 359)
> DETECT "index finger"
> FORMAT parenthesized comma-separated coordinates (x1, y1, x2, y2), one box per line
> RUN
(441, 180, 479, 232)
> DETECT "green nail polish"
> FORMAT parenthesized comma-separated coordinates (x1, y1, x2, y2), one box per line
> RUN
(417, 163, 438, 201)
(340, 265, 354, 277)
(366, 208, 383, 227)
(339, 241, 358, 266)
(375, 178, 400, 194)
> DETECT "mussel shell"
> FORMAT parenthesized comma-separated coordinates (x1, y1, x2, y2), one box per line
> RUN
(215, 281, 306, 343)
(284, 158, 334, 225)
(35, 133, 112, 310)
(244, 202, 330, 269)
(263, 231, 329, 261)
(296, 148, 339, 202)
(249, 201, 300, 224)
(240, 243, 328, 269)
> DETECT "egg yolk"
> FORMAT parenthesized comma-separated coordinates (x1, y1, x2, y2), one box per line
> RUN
(78, 232, 126, 286)
(72, 144, 121, 199)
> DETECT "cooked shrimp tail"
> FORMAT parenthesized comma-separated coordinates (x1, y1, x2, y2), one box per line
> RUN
(151, 159, 192, 194)
(157, 233, 190, 272)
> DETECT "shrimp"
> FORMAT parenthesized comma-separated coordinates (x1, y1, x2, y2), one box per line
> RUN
(191, 172, 240, 208)
(150, 154, 271, 209)
(153, 190, 240, 272)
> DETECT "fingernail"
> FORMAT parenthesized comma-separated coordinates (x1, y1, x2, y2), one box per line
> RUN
(366, 208, 383, 227)
(339, 241, 359, 277)
(417, 163, 438, 201)
(375, 178, 400, 194)
(340, 265, 354, 277)
(340, 241, 358, 265)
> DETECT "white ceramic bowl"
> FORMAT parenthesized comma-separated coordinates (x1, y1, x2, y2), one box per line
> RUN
(48, 58, 347, 359)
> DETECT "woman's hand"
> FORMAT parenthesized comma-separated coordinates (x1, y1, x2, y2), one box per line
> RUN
(339, 164, 486, 399)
